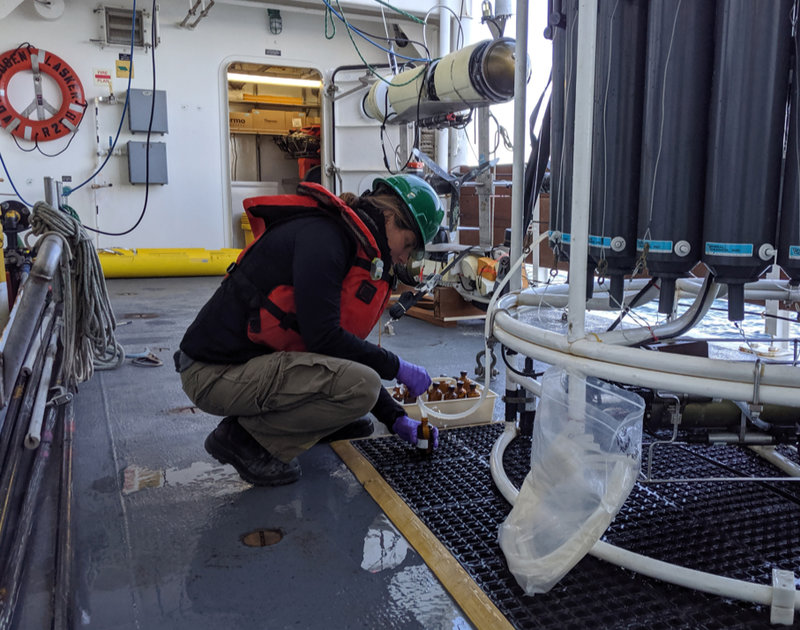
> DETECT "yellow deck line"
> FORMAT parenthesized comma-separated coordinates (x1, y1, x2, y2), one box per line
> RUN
(332, 440, 515, 630)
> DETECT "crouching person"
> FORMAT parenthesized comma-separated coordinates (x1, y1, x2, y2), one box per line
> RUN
(174, 175, 444, 485)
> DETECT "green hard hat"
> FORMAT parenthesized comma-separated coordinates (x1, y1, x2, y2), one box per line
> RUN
(373, 173, 444, 245)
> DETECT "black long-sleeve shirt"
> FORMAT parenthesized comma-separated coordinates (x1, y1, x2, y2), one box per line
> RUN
(180, 208, 405, 427)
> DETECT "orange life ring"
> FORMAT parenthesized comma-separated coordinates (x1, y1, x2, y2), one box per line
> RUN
(0, 45, 86, 142)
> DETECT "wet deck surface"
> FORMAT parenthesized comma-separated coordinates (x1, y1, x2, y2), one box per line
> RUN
(19, 276, 490, 630)
(11, 276, 800, 629)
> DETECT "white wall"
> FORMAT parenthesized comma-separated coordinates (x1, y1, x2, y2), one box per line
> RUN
(0, 0, 431, 249)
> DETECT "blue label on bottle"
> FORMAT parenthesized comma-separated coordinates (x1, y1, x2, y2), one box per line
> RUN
(789, 246, 800, 260)
(561, 233, 571, 244)
(704, 242, 753, 257)
(588, 234, 611, 248)
(637, 238, 673, 253)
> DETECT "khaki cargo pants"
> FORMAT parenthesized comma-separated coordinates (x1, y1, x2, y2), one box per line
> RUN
(179, 351, 381, 462)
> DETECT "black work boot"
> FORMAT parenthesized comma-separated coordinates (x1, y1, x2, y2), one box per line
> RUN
(204, 417, 301, 486)
(319, 418, 374, 443)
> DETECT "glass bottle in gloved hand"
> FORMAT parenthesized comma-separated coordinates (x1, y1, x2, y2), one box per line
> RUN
(416, 416, 434, 454)
(392, 414, 439, 451)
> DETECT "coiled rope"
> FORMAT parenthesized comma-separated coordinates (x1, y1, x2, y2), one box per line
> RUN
(29, 202, 123, 385)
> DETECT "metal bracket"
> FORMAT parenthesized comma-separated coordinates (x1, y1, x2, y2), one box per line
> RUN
(644, 392, 682, 482)
(502, 394, 533, 405)
(47, 386, 73, 408)
(770, 568, 796, 625)
(330, 73, 372, 102)
(475, 344, 498, 378)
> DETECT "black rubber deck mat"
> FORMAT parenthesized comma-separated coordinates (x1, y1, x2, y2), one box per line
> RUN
(353, 424, 800, 630)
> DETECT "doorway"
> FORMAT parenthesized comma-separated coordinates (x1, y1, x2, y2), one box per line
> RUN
(226, 61, 322, 247)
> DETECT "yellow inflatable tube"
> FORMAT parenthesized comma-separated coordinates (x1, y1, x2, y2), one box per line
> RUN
(98, 248, 242, 278)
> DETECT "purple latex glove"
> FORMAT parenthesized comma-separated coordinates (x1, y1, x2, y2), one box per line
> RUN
(392, 415, 439, 449)
(396, 358, 432, 398)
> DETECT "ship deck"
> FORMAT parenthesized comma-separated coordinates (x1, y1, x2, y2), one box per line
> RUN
(8, 275, 800, 630)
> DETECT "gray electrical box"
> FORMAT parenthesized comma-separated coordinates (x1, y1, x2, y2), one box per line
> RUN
(128, 88, 168, 133)
(127, 141, 168, 184)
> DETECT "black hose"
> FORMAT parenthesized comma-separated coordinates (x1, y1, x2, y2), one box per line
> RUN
(605, 277, 658, 332)
(522, 80, 552, 237)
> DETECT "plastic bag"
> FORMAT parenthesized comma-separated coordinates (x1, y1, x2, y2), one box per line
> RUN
(498, 367, 644, 595)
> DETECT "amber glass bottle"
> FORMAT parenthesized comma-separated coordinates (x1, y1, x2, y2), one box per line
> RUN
(455, 382, 466, 399)
(428, 381, 443, 402)
(416, 416, 434, 454)
(444, 384, 457, 400)
(467, 382, 480, 398)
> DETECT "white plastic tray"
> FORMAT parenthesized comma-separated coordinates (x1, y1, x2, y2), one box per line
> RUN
(390, 377, 498, 428)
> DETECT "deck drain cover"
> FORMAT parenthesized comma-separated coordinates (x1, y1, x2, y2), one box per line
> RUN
(241, 529, 282, 547)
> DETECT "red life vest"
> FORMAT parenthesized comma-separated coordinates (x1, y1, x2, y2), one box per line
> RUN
(233, 183, 391, 352)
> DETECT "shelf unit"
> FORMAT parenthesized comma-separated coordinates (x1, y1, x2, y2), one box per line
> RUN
(226, 65, 322, 192)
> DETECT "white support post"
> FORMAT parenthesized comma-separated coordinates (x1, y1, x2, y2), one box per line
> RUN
(566, 0, 598, 342)
(509, 0, 529, 291)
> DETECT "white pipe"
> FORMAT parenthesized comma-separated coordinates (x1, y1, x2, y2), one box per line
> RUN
(566, 0, 598, 341)
(0, 235, 64, 407)
(509, 0, 528, 293)
(678, 276, 800, 295)
(436, 6, 450, 172)
(531, 272, 800, 302)
(748, 446, 800, 477)
(490, 421, 519, 503)
(490, 428, 800, 615)
(525, 277, 654, 295)
(494, 311, 800, 388)
(25, 323, 59, 449)
(516, 286, 659, 310)
(21, 302, 55, 377)
(221, 0, 429, 23)
(493, 326, 800, 406)
(590, 541, 797, 610)
(502, 276, 721, 347)
(506, 369, 542, 398)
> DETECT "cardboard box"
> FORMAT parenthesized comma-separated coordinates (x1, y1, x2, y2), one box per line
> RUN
(390, 377, 497, 428)
(285, 111, 306, 129)
(228, 111, 252, 130)
(251, 108, 285, 133)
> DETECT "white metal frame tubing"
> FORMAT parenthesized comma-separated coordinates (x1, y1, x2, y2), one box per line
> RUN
(489, 0, 800, 620)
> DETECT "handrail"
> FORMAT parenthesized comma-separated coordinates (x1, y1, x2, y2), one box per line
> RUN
(0, 235, 63, 408)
